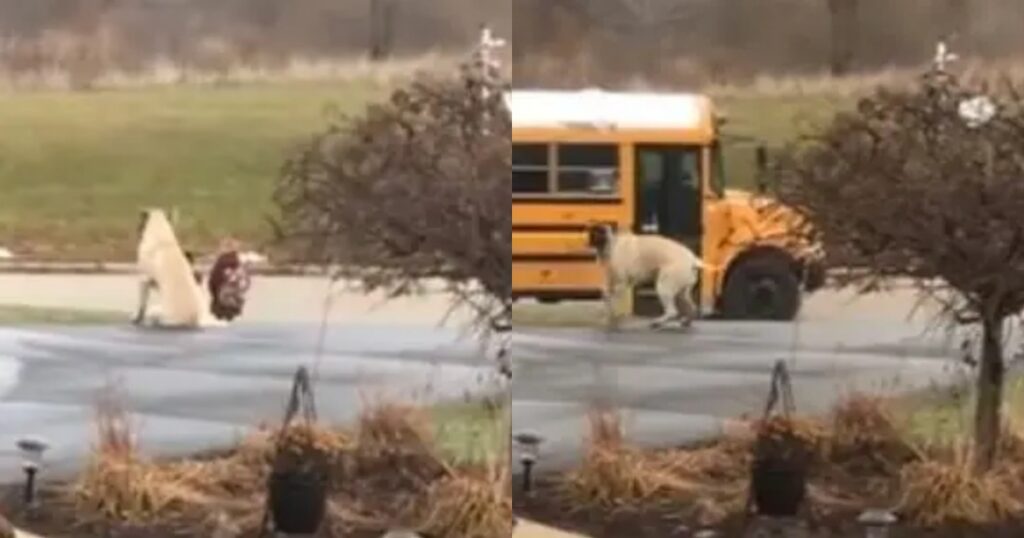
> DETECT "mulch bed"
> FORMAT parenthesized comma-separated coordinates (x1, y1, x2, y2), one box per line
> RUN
(514, 474, 1024, 538)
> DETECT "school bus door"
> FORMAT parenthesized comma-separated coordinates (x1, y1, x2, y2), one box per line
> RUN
(632, 145, 703, 317)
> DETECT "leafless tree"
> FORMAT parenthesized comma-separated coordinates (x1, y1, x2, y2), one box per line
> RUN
(273, 42, 510, 372)
(770, 68, 1024, 471)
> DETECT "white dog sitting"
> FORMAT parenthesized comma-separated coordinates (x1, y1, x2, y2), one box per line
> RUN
(587, 223, 705, 331)
(134, 208, 225, 329)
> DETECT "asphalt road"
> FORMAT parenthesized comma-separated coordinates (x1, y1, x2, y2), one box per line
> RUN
(511, 285, 994, 472)
(0, 274, 1003, 483)
(0, 322, 500, 483)
(0, 274, 494, 483)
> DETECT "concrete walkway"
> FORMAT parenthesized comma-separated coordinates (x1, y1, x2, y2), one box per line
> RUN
(0, 273, 473, 325)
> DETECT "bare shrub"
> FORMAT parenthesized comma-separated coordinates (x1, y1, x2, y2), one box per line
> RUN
(771, 67, 1024, 471)
(273, 39, 510, 363)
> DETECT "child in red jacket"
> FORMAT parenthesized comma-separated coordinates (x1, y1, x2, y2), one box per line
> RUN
(207, 237, 251, 321)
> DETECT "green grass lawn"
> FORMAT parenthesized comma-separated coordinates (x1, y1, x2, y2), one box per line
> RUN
(0, 81, 384, 261)
(0, 81, 855, 261)
(714, 93, 854, 190)
(431, 399, 509, 466)
(0, 304, 126, 325)
(902, 375, 1024, 447)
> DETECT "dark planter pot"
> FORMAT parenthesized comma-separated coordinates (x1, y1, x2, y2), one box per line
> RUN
(269, 469, 328, 534)
(751, 457, 807, 517)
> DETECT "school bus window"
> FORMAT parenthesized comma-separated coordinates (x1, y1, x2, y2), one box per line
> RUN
(556, 144, 619, 195)
(512, 143, 550, 194)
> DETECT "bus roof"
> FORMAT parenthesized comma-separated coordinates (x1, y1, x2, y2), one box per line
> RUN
(507, 89, 713, 132)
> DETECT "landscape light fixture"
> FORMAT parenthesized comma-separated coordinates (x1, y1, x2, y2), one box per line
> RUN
(381, 530, 423, 538)
(16, 436, 50, 507)
(513, 431, 544, 494)
(858, 509, 897, 538)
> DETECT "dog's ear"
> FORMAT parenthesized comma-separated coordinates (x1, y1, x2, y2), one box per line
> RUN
(586, 223, 609, 251)
(137, 209, 150, 235)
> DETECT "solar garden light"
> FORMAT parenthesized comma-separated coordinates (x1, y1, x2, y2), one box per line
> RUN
(16, 436, 49, 507)
(858, 509, 897, 538)
(513, 431, 544, 494)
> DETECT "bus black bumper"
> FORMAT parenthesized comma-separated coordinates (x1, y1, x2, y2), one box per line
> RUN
(802, 260, 827, 293)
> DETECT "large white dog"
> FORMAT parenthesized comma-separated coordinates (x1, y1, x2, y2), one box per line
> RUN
(587, 223, 705, 331)
(134, 209, 224, 329)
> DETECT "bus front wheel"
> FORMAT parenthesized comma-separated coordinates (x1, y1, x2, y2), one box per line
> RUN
(721, 257, 801, 321)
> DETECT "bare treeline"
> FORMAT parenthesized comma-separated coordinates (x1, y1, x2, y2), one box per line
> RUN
(514, 0, 1024, 87)
(0, 0, 511, 79)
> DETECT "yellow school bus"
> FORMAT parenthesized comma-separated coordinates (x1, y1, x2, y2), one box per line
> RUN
(509, 89, 825, 320)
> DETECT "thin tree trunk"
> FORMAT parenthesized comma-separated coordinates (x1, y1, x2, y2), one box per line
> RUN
(944, 0, 969, 38)
(368, 0, 397, 61)
(827, 0, 858, 76)
(974, 315, 1005, 471)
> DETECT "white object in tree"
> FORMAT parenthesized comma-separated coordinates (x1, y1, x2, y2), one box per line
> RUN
(934, 40, 959, 72)
(959, 95, 997, 128)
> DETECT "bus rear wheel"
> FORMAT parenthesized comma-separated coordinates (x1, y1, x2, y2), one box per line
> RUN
(721, 257, 801, 321)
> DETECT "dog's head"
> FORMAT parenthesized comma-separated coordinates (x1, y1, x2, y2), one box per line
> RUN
(137, 208, 172, 240)
(137, 209, 151, 238)
(586, 223, 615, 254)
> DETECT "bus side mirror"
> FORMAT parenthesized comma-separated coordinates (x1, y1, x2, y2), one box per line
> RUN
(755, 145, 769, 194)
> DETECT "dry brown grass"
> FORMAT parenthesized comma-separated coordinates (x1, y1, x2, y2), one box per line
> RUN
(69, 390, 509, 537)
(419, 456, 512, 538)
(356, 397, 435, 452)
(0, 53, 458, 92)
(554, 392, 1024, 529)
(829, 393, 922, 473)
(517, 53, 1024, 100)
(563, 409, 703, 507)
(899, 445, 1024, 527)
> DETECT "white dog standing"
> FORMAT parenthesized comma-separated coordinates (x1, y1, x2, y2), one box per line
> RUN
(135, 209, 224, 328)
(587, 224, 704, 331)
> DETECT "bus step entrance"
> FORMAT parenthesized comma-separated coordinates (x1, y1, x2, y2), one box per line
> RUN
(632, 285, 662, 318)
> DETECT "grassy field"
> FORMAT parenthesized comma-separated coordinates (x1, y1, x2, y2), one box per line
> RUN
(0, 81, 384, 261)
(904, 374, 1024, 446)
(714, 93, 853, 190)
(0, 77, 855, 261)
(0, 304, 125, 325)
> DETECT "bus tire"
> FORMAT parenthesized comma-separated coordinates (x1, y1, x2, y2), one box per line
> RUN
(721, 257, 801, 321)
